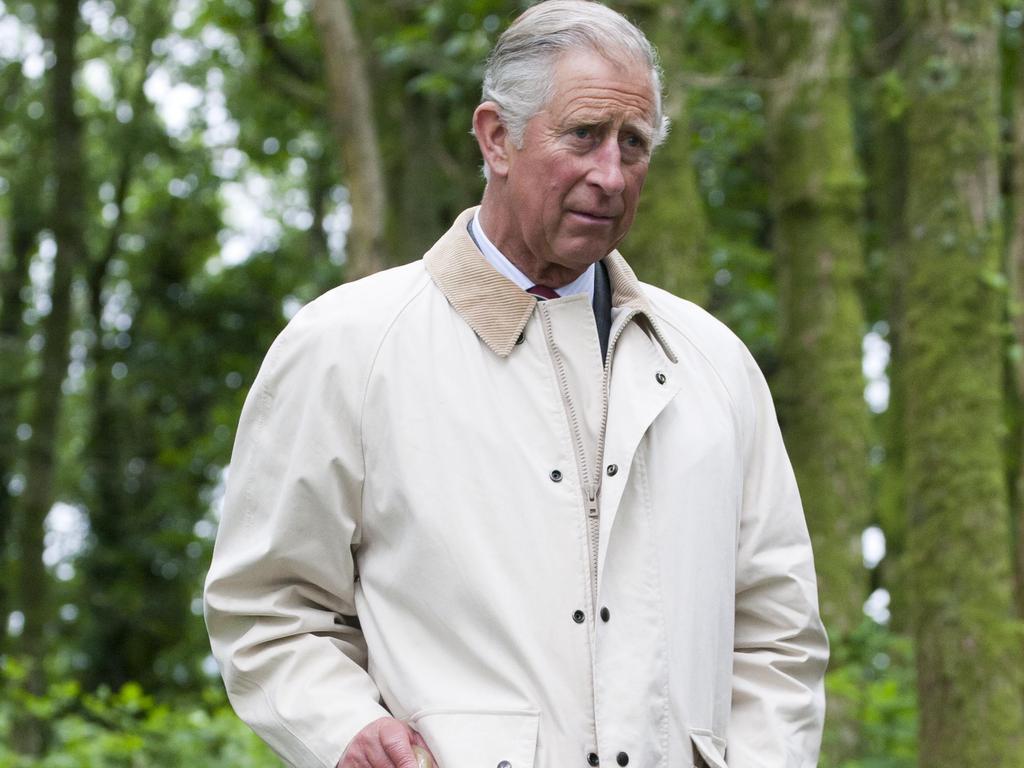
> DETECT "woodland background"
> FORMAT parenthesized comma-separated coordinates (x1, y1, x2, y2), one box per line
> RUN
(2, 0, 1024, 765)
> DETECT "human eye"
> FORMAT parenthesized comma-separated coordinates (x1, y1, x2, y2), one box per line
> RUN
(570, 126, 592, 141)
(621, 131, 650, 159)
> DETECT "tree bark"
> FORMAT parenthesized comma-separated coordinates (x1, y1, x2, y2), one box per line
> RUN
(750, 5, 872, 761)
(903, 2, 1024, 765)
(78, 149, 132, 690)
(312, 0, 387, 280)
(1008, 10, 1024, 624)
(758, 0, 871, 641)
(12, 0, 85, 754)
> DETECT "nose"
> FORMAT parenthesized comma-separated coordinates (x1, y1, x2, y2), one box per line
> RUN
(587, 136, 626, 196)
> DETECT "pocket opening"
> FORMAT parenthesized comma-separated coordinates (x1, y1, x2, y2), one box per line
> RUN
(689, 728, 727, 768)
(408, 709, 540, 768)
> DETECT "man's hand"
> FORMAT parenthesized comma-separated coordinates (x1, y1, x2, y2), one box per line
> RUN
(336, 717, 437, 768)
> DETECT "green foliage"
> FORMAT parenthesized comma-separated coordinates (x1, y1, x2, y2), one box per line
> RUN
(821, 621, 918, 768)
(0, 659, 279, 767)
(681, 2, 778, 361)
(5, 0, 1024, 763)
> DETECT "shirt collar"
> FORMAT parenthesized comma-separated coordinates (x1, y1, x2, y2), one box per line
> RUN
(471, 214, 595, 301)
(425, 207, 677, 361)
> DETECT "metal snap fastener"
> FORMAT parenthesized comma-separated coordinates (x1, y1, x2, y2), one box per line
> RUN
(515, 332, 525, 345)
(600, 606, 610, 622)
(572, 609, 586, 624)
(655, 371, 666, 384)
(606, 463, 618, 476)
(616, 752, 629, 766)
(550, 469, 562, 482)
(498, 761, 512, 768)
(587, 753, 600, 766)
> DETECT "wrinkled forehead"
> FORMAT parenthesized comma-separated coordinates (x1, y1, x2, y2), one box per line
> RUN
(545, 48, 658, 124)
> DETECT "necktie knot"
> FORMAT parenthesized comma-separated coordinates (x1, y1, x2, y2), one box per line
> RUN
(527, 284, 560, 300)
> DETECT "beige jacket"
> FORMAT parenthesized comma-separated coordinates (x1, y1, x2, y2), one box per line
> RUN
(204, 208, 828, 768)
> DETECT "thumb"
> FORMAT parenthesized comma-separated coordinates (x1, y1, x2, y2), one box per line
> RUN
(410, 729, 437, 768)
(412, 745, 435, 768)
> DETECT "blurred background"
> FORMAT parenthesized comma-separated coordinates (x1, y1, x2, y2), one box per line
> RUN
(2, 0, 1023, 765)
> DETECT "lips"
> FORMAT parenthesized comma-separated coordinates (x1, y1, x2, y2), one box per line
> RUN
(568, 210, 618, 223)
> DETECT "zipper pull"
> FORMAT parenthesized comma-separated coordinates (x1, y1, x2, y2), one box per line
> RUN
(586, 486, 599, 518)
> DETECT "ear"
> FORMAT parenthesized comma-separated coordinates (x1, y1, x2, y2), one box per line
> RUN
(473, 102, 512, 178)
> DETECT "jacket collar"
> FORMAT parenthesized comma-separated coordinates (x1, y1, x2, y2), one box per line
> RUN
(424, 207, 677, 362)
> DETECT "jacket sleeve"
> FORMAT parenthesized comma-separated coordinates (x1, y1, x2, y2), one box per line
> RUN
(727, 350, 829, 767)
(204, 310, 389, 768)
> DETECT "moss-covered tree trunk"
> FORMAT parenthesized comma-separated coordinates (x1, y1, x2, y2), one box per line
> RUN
(1008, 10, 1024, 623)
(756, 0, 870, 641)
(625, 3, 708, 306)
(902, 2, 1024, 764)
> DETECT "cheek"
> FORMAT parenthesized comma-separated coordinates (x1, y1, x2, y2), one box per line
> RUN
(624, 172, 647, 207)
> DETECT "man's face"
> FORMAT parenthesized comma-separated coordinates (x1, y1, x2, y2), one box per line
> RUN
(496, 48, 656, 278)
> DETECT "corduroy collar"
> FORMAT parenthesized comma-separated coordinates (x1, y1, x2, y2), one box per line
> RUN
(424, 207, 677, 361)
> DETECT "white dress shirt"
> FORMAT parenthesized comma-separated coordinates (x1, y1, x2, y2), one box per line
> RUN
(471, 214, 595, 301)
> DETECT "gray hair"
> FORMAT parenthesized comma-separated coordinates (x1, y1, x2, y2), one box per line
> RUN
(480, 0, 669, 151)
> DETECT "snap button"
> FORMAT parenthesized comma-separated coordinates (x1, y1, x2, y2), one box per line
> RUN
(587, 753, 599, 766)
(550, 469, 563, 482)
(572, 609, 586, 624)
(515, 332, 525, 345)
(655, 371, 666, 384)
(600, 606, 610, 622)
(498, 762, 512, 768)
(616, 752, 629, 766)
(606, 464, 618, 476)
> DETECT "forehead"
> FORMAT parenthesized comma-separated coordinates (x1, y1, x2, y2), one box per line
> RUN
(545, 48, 655, 127)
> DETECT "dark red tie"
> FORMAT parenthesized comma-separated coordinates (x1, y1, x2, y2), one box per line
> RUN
(527, 284, 560, 300)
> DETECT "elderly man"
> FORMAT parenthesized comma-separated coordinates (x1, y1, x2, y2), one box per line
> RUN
(204, 2, 829, 767)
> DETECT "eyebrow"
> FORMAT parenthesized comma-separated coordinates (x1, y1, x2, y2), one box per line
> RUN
(561, 113, 654, 141)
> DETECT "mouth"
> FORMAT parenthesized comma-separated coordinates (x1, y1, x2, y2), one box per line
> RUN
(568, 210, 617, 225)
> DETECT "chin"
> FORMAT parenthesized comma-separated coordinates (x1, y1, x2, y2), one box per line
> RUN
(555, 240, 611, 266)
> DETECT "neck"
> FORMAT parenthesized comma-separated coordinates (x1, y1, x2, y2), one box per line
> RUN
(477, 188, 588, 288)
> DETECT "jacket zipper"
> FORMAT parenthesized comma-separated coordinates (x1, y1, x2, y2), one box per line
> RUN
(537, 304, 638, 611)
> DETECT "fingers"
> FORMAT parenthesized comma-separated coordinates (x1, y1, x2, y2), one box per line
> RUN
(337, 717, 433, 768)
(379, 719, 419, 768)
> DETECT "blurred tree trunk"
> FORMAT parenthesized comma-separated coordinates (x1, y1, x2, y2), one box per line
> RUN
(750, 0, 870, 640)
(81, 250, 126, 687)
(749, 3, 871, 761)
(625, 3, 708, 306)
(902, 1, 1024, 765)
(313, 0, 387, 280)
(79, 155, 134, 691)
(1009, 13, 1024, 623)
(390, 93, 480, 264)
(12, 0, 85, 754)
(0, 188, 35, 655)
(0, 165, 42, 656)
(393, 95, 447, 262)
(308, 156, 331, 266)
(853, 0, 909, 629)
(75, 6, 165, 689)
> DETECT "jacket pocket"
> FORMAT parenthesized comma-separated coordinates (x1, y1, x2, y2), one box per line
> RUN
(690, 728, 728, 768)
(407, 708, 540, 768)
